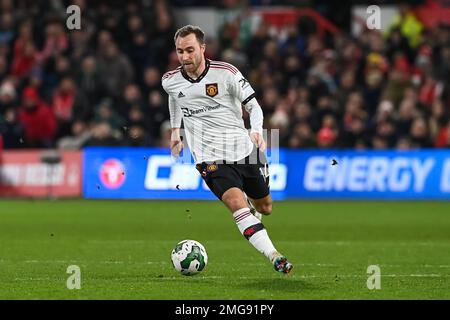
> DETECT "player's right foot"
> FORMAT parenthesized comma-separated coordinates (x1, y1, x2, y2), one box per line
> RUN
(272, 255, 293, 274)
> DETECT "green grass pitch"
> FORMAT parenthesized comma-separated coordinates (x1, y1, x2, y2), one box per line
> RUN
(0, 199, 449, 299)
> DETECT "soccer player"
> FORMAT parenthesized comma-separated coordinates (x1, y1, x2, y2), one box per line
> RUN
(161, 25, 293, 273)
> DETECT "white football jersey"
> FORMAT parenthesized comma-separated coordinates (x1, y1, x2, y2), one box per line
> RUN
(161, 59, 257, 163)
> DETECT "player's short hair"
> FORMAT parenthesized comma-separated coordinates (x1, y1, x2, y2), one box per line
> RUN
(174, 25, 205, 45)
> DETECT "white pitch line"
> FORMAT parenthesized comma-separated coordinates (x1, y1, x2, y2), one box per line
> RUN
(14, 277, 53, 281)
(150, 274, 449, 280)
(20, 260, 341, 267)
(86, 240, 450, 246)
(331, 274, 445, 278)
(14, 260, 450, 269)
(10, 274, 449, 282)
(381, 264, 450, 268)
(277, 241, 450, 246)
(24, 260, 78, 263)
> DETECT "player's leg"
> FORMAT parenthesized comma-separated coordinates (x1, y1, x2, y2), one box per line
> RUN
(247, 193, 272, 215)
(241, 164, 293, 273)
(224, 188, 292, 273)
(197, 162, 292, 273)
(220, 187, 248, 212)
(214, 186, 274, 256)
(243, 164, 271, 217)
(244, 192, 262, 220)
(221, 187, 281, 265)
(245, 148, 272, 217)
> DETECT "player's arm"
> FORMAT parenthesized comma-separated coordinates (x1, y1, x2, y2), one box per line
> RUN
(168, 95, 183, 157)
(162, 74, 184, 157)
(244, 98, 266, 152)
(229, 70, 266, 151)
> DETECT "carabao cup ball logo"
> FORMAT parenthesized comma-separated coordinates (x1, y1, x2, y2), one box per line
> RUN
(99, 159, 125, 189)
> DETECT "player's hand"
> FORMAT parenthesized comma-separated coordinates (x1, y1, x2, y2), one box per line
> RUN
(170, 129, 183, 157)
(250, 132, 266, 152)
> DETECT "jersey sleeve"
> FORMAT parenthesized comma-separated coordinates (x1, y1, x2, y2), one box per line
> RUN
(162, 78, 182, 128)
(244, 98, 264, 135)
(228, 69, 256, 106)
(168, 95, 182, 128)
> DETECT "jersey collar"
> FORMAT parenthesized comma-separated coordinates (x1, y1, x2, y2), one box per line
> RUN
(180, 59, 210, 83)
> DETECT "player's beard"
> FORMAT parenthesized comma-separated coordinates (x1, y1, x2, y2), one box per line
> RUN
(183, 57, 201, 76)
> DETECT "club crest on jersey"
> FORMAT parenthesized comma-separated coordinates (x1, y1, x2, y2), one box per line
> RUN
(205, 83, 218, 97)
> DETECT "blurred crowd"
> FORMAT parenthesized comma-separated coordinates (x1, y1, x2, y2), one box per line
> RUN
(0, 0, 449, 151)
(217, 3, 450, 150)
(0, 0, 175, 150)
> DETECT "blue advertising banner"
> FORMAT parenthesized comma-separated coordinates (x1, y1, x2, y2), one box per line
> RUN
(83, 148, 450, 200)
(83, 147, 287, 200)
(285, 149, 450, 200)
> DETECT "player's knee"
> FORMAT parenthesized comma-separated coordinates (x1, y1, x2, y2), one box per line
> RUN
(230, 200, 246, 212)
(257, 202, 272, 215)
(222, 194, 247, 212)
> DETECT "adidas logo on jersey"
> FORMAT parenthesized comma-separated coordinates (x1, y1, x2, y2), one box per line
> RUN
(178, 92, 185, 98)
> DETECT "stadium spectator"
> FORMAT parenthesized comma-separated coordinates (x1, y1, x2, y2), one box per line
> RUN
(146, 90, 169, 140)
(396, 97, 417, 135)
(124, 105, 153, 147)
(96, 41, 135, 98)
(0, 80, 17, 114)
(52, 76, 89, 138)
(118, 83, 145, 118)
(37, 21, 69, 63)
(142, 66, 163, 96)
(396, 136, 412, 150)
(429, 98, 448, 141)
(83, 122, 122, 147)
(0, 55, 8, 82)
(388, 4, 424, 49)
(57, 120, 92, 150)
(290, 121, 316, 148)
(93, 98, 125, 134)
(434, 119, 450, 148)
(18, 86, 57, 148)
(76, 55, 105, 108)
(317, 127, 336, 148)
(10, 21, 37, 80)
(0, 107, 25, 149)
(410, 116, 433, 148)
(0, 12, 15, 46)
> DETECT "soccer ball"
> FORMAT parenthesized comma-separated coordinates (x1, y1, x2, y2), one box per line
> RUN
(171, 239, 208, 276)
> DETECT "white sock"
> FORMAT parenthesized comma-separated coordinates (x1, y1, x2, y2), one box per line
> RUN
(233, 208, 277, 260)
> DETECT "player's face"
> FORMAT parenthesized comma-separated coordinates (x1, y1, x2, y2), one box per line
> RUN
(175, 33, 205, 74)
